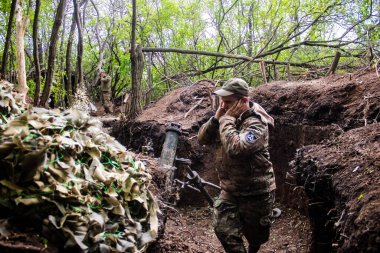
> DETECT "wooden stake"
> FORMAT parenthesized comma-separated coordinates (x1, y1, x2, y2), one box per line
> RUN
(287, 63, 292, 81)
(327, 51, 341, 75)
(273, 61, 278, 80)
(259, 61, 267, 83)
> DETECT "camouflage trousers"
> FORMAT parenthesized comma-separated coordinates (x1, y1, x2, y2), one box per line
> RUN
(213, 191, 274, 253)
(102, 91, 113, 113)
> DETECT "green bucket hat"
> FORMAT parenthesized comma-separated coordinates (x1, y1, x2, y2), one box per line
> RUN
(214, 78, 249, 97)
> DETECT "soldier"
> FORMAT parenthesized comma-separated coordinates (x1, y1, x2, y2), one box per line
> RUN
(100, 71, 113, 113)
(198, 78, 276, 253)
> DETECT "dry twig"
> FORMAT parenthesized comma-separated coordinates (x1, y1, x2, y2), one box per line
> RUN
(184, 97, 204, 119)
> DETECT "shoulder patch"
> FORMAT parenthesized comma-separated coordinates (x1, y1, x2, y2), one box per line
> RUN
(245, 131, 257, 144)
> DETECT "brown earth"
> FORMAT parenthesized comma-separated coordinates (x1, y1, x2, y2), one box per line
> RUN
(1, 69, 379, 252)
(112, 69, 379, 252)
(292, 123, 380, 253)
(147, 204, 311, 253)
(252, 70, 380, 204)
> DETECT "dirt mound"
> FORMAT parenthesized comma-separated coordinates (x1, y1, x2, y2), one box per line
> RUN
(137, 79, 215, 130)
(113, 70, 379, 204)
(252, 70, 379, 129)
(250, 70, 380, 203)
(112, 70, 380, 252)
(112, 80, 219, 206)
(292, 123, 380, 252)
(115, 70, 379, 200)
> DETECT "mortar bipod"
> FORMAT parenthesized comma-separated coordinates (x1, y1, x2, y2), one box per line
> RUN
(174, 157, 221, 207)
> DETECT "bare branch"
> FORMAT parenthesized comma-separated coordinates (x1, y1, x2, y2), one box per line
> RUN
(140, 47, 316, 68)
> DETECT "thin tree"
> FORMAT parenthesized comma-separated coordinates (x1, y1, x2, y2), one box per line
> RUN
(125, 0, 143, 119)
(146, 52, 153, 104)
(90, 0, 113, 87)
(73, 0, 84, 86)
(33, 0, 42, 105)
(65, 13, 77, 106)
(1, 0, 17, 79)
(39, 0, 67, 107)
(15, 0, 29, 102)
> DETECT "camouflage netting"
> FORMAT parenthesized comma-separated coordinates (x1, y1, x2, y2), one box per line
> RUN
(0, 81, 158, 252)
(0, 80, 27, 126)
(71, 84, 97, 113)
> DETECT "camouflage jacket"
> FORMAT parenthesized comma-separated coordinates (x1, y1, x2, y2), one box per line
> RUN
(100, 75, 112, 92)
(198, 103, 276, 196)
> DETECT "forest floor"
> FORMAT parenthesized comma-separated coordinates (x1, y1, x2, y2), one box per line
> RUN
(148, 204, 311, 253)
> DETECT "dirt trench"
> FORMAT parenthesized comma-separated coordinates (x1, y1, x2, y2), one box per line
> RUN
(292, 123, 379, 252)
(251, 70, 380, 252)
(112, 70, 380, 252)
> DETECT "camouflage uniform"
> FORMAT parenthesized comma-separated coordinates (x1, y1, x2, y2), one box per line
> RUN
(100, 74, 113, 113)
(198, 103, 276, 253)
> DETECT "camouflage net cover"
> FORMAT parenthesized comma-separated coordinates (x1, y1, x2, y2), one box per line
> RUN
(0, 81, 158, 252)
(0, 80, 26, 126)
(71, 84, 97, 113)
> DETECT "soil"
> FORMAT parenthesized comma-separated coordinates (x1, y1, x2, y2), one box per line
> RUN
(0, 216, 60, 253)
(252, 70, 380, 204)
(111, 69, 379, 252)
(147, 204, 311, 253)
(292, 123, 380, 252)
(1, 69, 379, 252)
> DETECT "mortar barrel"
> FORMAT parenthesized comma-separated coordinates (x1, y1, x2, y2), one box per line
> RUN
(159, 122, 182, 167)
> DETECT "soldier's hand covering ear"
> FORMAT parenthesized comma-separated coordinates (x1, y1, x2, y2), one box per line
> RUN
(226, 100, 244, 118)
(215, 101, 226, 120)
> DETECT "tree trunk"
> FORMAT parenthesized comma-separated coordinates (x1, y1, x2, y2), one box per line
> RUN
(57, 8, 66, 108)
(39, 0, 67, 107)
(38, 37, 43, 66)
(15, 0, 29, 102)
(287, 63, 292, 81)
(1, 0, 17, 79)
(126, 45, 144, 119)
(273, 60, 279, 80)
(126, 0, 143, 119)
(259, 61, 267, 84)
(90, 0, 107, 86)
(65, 17, 76, 106)
(33, 0, 42, 105)
(146, 52, 153, 104)
(73, 0, 84, 86)
(247, 4, 254, 83)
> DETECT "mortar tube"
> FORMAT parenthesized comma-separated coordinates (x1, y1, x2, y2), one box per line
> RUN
(159, 122, 182, 167)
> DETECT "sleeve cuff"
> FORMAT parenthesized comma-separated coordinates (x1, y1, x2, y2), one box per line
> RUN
(219, 115, 236, 124)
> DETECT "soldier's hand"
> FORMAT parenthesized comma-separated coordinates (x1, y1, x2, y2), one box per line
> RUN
(215, 101, 226, 120)
(226, 100, 244, 118)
